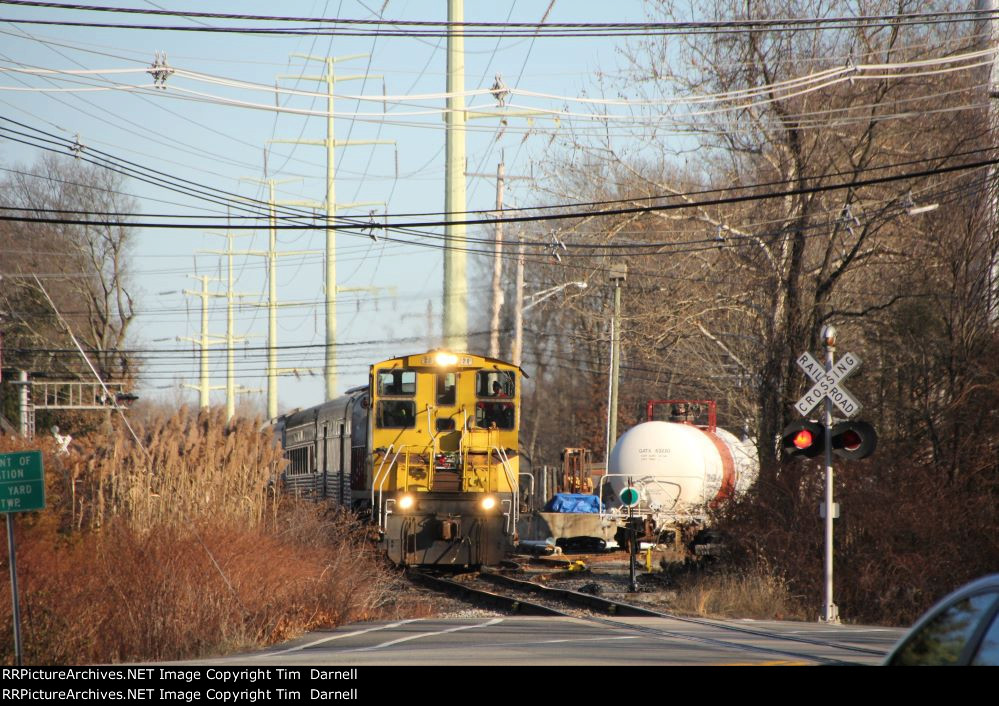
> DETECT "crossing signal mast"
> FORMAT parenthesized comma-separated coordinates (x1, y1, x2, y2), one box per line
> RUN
(786, 326, 880, 626)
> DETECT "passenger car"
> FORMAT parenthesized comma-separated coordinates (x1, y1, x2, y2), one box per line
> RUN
(884, 574, 999, 666)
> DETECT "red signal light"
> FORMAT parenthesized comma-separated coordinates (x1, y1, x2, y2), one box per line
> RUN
(793, 429, 815, 449)
(831, 421, 877, 460)
(781, 420, 825, 459)
(840, 429, 862, 451)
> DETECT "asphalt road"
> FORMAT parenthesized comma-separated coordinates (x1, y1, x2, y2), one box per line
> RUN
(192, 615, 905, 666)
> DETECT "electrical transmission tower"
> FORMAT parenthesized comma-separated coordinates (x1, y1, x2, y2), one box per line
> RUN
(181, 275, 226, 408)
(198, 231, 262, 421)
(270, 52, 394, 400)
(234, 177, 319, 419)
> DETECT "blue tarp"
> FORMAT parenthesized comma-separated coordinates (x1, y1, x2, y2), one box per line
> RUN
(543, 493, 601, 513)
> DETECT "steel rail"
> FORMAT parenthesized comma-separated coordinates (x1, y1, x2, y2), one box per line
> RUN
(479, 569, 887, 659)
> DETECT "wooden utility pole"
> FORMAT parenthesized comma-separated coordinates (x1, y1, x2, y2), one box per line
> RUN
(466, 157, 532, 359)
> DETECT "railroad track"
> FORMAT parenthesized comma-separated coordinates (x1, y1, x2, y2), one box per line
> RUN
(410, 567, 890, 665)
(407, 569, 563, 616)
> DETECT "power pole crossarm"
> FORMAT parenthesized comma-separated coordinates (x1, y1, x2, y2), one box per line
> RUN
(273, 53, 394, 401)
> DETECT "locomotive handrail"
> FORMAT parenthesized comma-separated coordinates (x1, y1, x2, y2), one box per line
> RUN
(372, 444, 397, 529)
(461, 408, 468, 469)
(501, 498, 513, 535)
(371, 443, 394, 510)
(374, 444, 438, 528)
(492, 445, 518, 532)
(518, 472, 535, 511)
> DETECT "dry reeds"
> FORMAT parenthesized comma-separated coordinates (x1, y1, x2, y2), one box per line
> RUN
(0, 408, 400, 665)
(65, 407, 286, 532)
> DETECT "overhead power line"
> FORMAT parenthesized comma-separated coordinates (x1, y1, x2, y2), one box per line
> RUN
(5, 111, 992, 225)
(2, 154, 995, 233)
(0, 2, 997, 37)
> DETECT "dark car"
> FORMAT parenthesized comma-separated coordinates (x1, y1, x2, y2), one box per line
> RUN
(884, 574, 999, 666)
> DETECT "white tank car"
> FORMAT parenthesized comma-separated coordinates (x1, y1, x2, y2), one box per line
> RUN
(606, 421, 758, 520)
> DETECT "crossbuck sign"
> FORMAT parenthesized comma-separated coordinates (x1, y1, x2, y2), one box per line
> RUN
(795, 351, 862, 418)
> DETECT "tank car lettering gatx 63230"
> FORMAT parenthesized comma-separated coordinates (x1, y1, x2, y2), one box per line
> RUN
(277, 350, 524, 568)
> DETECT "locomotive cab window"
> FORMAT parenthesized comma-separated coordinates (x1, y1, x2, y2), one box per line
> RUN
(437, 373, 456, 406)
(376, 400, 416, 429)
(377, 369, 416, 396)
(476, 370, 515, 430)
(476, 370, 515, 398)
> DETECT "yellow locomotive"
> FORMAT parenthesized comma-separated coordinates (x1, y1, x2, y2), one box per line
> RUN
(279, 350, 523, 567)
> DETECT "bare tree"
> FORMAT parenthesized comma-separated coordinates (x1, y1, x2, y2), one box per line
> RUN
(518, 0, 992, 500)
(0, 154, 137, 384)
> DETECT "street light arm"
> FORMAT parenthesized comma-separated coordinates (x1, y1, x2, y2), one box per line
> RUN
(522, 281, 587, 313)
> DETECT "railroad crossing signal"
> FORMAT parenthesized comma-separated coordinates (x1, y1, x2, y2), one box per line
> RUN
(782, 419, 878, 461)
(795, 351, 862, 418)
(781, 420, 825, 459)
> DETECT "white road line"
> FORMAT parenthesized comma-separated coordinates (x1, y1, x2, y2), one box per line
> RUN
(466, 635, 640, 649)
(352, 618, 504, 652)
(262, 619, 425, 655)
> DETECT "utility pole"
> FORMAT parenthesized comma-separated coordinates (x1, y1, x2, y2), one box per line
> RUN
(444, 0, 468, 352)
(271, 53, 393, 399)
(489, 160, 503, 359)
(181, 275, 225, 408)
(238, 177, 318, 419)
(978, 0, 999, 325)
(444, 1, 545, 353)
(400, 300, 436, 350)
(607, 264, 627, 459)
(512, 229, 525, 367)
(466, 156, 532, 359)
(199, 232, 260, 421)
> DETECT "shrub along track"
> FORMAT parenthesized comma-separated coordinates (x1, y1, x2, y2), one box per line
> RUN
(408, 567, 889, 665)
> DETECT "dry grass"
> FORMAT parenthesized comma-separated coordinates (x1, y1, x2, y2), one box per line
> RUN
(667, 565, 805, 621)
(0, 408, 402, 665)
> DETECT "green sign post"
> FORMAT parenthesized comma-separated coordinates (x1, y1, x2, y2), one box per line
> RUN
(1, 449, 44, 667)
(0, 450, 45, 513)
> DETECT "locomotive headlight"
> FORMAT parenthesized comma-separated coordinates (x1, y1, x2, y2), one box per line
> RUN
(435, 352, 458, 366)
(480, 495, 497, 511)
(398, 494, 415, 511)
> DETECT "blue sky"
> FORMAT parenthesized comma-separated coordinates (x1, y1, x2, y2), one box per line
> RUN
(0, 1, 656, 412)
